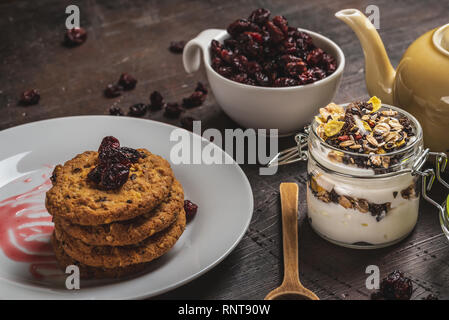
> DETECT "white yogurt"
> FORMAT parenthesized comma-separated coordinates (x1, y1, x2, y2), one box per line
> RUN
(307, 189, 419, 245)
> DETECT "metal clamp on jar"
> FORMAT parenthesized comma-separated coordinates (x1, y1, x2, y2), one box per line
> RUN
(268, 104, 449, 249)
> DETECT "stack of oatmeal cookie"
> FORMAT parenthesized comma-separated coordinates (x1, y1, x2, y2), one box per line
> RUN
(46, 138, 186, 279)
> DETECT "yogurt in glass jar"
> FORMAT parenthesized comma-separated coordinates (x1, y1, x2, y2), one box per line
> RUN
(306, 98, 423, 248)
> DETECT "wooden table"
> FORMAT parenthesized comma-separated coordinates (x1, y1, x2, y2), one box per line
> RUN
(1, 0, 448, 300)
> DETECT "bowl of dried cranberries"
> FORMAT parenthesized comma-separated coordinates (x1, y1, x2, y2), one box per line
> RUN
(183, 8, 345, 135)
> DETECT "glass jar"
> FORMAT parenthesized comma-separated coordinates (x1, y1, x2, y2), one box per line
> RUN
(269, 104, 449, 249)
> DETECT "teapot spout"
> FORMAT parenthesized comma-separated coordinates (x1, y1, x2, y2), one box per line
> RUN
(335, 9, 395, 104)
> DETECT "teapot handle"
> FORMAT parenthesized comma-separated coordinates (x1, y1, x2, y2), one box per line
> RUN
(183, 29, 226, 74)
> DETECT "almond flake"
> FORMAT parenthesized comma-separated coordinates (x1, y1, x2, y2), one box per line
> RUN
(367, 134, 379, 147)
(340, 140, 355, 147)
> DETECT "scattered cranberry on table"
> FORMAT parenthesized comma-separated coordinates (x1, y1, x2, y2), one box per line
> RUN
(118, 73, 137, 90)
(169, 41, 186, 53)
(149, 91, 165, 111)
(104, 84, 123, 98)
(370, 270, 413, 300)
(184, 200, 198, 220)
(195, 81, 208, 94)
(164, 102, 184, 118)
(19, 89, 40, 106)
(127, 103, 148, 117)
(104, 73, 137, 98)
(64, 27, 87, 46)
(182, 91, 206, 108)
(182, 82, 208, 108)
(109, 106, 124, 116)
(210, 8, 337, 87)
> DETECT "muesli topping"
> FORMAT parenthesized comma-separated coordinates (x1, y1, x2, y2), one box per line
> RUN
(315, 97, 415, 171)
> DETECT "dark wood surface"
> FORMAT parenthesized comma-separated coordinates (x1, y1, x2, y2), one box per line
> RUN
(1, 0, 449, 300)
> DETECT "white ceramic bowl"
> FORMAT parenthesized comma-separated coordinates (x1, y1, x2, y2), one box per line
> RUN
(183, 28, 345, 135)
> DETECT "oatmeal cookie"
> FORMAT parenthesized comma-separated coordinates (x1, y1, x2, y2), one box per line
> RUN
(51, 234, 151, 279)
(53, 179, 184, 246)
(55, 210, 186, 268)
(46, 149, 174, 225)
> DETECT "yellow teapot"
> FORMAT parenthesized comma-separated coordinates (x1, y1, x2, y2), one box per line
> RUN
(336, 9, 449, 153)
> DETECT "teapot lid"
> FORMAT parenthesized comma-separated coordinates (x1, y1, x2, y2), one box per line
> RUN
(433, 23, 449, 57)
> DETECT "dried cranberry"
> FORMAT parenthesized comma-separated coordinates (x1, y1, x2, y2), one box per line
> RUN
(149, 91, 165, 111)
(338, 135, 350, 141)
(98, 136, 120, 154)
(247, 61, 262, 75)
(227, 19, 251, 37)
(180, 116, 197, 131)
(217, 66, 233, 78)
(99, 163, 130, 190)
(64, 27, 87, 46)
(306, 48, 324, 66)
(281, 54, 302, 64)
(99, 147, 131, 167)
(169, 40, 185, 53)
(242, 37, 262, 58)
(184, 200, 198, 220)
(120, 147, 142, 163)
(302, 67, 326, 82)
(272, 16, 289, 35)
(265, 21, 285, 43)
(127, 103, 147, 117)
(231, 55, 249, 72)
(379, 270, 413, 300)
(285, 61, 307, 76)
(20, 89, 40, 105)
(195, 82, 208, 94)
(109, 106, 124, 116)
(298, 72, 315, 85)
(274, 77, 298, 87)
(244, 31, 263, 43)
(118, 73, 137, 90)
(211, 57, 223, 70)
(220, 49, 233, 64)
(182, 91, 206, 108)
(210, 40, 223, 56)
(104, 84, 123, 98)
(224, 39, 239, 49)
(248, 8, 271, 25)
(231, 73, 248, 84)
(87, 165, 103, 184)
(254, 72, 270, 86)
(248, 22, 262, 33)
(164, 103, 183, 118)
(322, 53, 337, 75)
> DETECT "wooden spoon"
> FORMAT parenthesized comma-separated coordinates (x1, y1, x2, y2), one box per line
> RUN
(265, 183, 319, 300)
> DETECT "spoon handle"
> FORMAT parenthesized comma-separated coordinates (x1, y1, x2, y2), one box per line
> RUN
(279, 182, 300, 287)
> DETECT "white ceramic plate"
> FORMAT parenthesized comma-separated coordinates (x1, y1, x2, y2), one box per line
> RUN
(0, 116, 253, 299)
